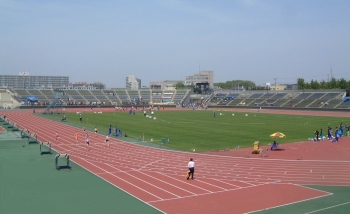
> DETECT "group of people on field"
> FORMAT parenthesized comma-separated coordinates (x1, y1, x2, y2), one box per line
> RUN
(314, 123, 349, 142)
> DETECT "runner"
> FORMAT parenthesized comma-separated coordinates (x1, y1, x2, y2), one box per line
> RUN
(85, 136, 90, 147)
(83, 126, 86, 132)
(55, 132, 59, 142)
(75, 131, 79, 143)
(94, 126, 98, 135)
(105, 135, 110, 147)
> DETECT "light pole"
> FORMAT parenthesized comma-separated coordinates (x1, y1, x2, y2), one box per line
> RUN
(237, 82, 241, 91)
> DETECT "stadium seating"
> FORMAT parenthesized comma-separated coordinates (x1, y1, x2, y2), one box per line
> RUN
(103, 90, 120, 105)
(116, 90, 129, 104)
(172, 90, 189, 105)
(139, 90, 151, 103)
(8, 88, 346, 110)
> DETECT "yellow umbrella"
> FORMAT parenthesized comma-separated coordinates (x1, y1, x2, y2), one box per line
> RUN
(270, 132, 286, 138)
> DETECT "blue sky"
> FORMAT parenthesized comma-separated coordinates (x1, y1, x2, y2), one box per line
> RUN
(1, 0, 349, 88)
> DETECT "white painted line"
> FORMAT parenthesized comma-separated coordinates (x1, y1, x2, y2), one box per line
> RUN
(148, 182, 270, 203)
(41, 141, 165, 213)
(79, 157, 167, 199)
(107, 163, 197, 195)
(247, 185, 333, 213)
(305, 201, 350, 214)
(138, 159, 163, 170)
(157, 172, 213, 193)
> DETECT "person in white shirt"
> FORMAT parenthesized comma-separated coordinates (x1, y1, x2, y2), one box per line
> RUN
(187, 158, 195, 180)
(86, 136, 90, 147)
(105, 135, 110, 147)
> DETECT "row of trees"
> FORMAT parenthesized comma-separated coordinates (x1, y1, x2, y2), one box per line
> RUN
(175, 77, 350, 94)
(297, 78, 350, 92)
(175, 82, 202, 94)
(213, 80, 256, 90)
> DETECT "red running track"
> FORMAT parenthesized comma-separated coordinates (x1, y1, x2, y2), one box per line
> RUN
(4, 110, 349, 214)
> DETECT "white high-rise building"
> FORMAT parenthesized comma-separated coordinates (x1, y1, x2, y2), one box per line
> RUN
(126, 75, 141, 90)
(0, 72, 69, 89)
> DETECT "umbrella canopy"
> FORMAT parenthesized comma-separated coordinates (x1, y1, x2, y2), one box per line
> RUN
(270, 132, 286, 138)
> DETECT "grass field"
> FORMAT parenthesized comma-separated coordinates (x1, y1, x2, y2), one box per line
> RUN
(46, 110, 345, 152)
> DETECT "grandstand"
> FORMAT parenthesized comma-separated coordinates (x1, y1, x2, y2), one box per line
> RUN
(64, 90, 87, 104)
(127, 90, 140, 102)
(90, 90, 111, 105)
(116, 89, 129, 104)
(40, 90, 55, 104)
(103, 90, 120, 105)
(151, 90, 162, 103)
(4, 88, 347, 110)
(139, 90, 151, 103)
(162, 90, 174, 103)
(210, 90, 345, 109)
(78, 90, 97, 103)
(173, 89, 189, 105)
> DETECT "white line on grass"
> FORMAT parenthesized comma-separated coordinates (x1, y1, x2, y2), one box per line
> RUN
(247, 184, 333, 213)
(304, 201, 350, 214)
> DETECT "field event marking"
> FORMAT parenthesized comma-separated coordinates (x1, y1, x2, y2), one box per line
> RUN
(304, 201, 350, 214)
(158, 172, 213, 193)
(248, 185, 333, 214)
(148, 182, 271, 203)
(79, 157, 165, 200)
(138, 159, 164, 170)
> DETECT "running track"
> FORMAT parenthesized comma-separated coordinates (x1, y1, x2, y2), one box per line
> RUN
(4, 109, 350, 214)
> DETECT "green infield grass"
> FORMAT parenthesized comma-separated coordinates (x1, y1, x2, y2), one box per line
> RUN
(45, 110, 345, 152)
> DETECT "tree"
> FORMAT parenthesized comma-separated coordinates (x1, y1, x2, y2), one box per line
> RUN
(297, 78, 306, 90)
(175, 82, 185, 89)
(338, 78, 348, 89)
(329, 77, 337, 88)
(310, 79, 320, 89)
(319, 80, 328, 89)
(214, 80, 256, 90)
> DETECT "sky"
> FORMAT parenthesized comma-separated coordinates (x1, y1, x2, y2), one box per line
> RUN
(1, 0, 350, 88)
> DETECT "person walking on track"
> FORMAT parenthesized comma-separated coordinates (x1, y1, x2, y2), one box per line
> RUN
(55, 132, 59, 142)
(75, 131, 79, 143)
(86, 136, 90, 147)
(94, 126, 98, 135)
(105, 135, 110, 147)
(187, 158, 195, 180)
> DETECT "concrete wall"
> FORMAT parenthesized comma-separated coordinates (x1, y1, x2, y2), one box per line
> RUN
(0, 92, 20, 109)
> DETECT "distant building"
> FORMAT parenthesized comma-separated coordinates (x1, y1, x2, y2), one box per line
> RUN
(266, 83, 287, 91)
(0, 72, 69, 89)
(285, 84, 298, 90)
(185, 70, 214, 89)
(69, 81, 106, 90)
(149, 80, 181, 90)
(126, 75, 141, 90)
